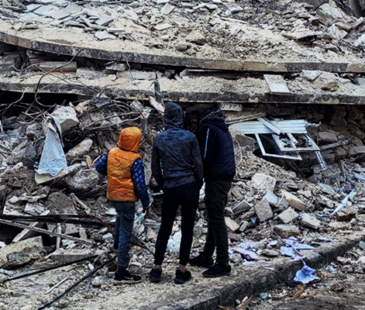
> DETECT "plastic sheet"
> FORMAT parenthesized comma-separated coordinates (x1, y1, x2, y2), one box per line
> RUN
(36, 120, 68, 183)
(294, 262, 319, 284)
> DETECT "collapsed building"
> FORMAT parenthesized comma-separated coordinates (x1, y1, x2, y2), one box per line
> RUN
(1, 0, 365, 309)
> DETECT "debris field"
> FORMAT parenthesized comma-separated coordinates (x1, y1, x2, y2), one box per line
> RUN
(1, 0, 365, 309)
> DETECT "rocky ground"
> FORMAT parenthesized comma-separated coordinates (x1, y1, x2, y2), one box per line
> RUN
(250, 246, 365, 310)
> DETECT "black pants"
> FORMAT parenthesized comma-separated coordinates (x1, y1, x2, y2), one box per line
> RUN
(154, 182, 199, 266)
(203, 180, 232, 266)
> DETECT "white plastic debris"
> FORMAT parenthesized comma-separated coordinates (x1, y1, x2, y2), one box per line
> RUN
(167, 231, 181, 253)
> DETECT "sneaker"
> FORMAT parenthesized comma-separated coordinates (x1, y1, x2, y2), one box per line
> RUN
(149, 268, 162, 283)
(114, 269, 142, 284)
(174, 269, 192, 285)
(202, 263, 231, 278)
(189, 253, 214, 268)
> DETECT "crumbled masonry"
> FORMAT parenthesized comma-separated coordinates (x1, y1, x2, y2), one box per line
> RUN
(1, 0, 365, 309)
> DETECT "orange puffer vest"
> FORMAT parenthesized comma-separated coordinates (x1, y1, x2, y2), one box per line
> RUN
(107, 127, 142, 202)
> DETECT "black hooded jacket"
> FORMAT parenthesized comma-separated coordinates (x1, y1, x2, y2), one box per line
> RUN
(152, 102, 203, 189)
(198, 110, 236, 181)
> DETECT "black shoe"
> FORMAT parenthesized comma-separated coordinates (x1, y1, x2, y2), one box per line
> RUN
(202, 263, 231, 278)
(149, 268, 162, 283)
(114, 269, 142, 284)
(174, 269, 192, 284)
(189, 253, 214, 268)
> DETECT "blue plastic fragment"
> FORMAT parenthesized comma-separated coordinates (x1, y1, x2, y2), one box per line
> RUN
(294, 262, 319, 284)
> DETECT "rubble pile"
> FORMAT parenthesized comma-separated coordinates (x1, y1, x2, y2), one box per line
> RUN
(1, 97, 365, 307)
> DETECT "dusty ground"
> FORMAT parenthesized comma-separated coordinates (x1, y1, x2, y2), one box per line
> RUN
(251, 254, 365, 310)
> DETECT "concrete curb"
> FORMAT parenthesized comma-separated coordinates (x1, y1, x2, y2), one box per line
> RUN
(164, 233, 365, 310)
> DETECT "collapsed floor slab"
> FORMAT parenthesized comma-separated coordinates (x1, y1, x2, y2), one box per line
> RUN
(0, 19, 364, 73)
(1, 72, 365, 105)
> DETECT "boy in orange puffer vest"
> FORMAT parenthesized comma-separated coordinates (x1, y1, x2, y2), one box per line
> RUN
(95, 127, 150, 283)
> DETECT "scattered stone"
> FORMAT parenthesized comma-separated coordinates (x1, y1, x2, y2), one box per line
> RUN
(0, 236, 44, 269)
(262, 249, 279, 257)
(129, 70, 156, 80)
(66, 138, 93, 162)
(278, 207, 300, 224)
(146, 228, 157, 241)
(239, 221, 249, 232)
(274, 224, 301, 238)
(318, 131, 338, 144)
(318, 3, 343, 20)
(51, 106, 79, 133)
(301, 213, 321, 229)
(65, 169, 101, 192)
(282, 191, 307, 211)
(225, 217, 240, 231)
(254, 198, 273, 222)
(301, 70, 322, 81)
(327, 25, 348, 39)
(186, 30, 206, 45)
(161, 3, 175, 15)
(252, 173, 276, 191)
(95, 31, 116, 40)
(92, 276, 102, 288)
(154, 23, 173, 31)
(265, 191, 278, 205)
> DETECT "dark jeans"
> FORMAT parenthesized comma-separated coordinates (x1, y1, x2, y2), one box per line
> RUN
(112, 201, 135, 271)
(203, 180, 232, 266)
(154, 182, 199, 266)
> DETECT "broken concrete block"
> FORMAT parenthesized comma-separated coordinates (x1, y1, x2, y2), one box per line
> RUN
(76, 68, 104, 79)
(265, 191, 278, 205)
(301, 70, 322, 81)
(254, 198, 273, 222)
(277, 196, 289, 209)
(51, 106, 79, 133)
(161, 3, 175, 14)
(252, 173, 276, 191)
(26, 123, 42, 139)
(317, 3, 344, 20)
(94, 31, 116, 40)
(0, 236, 44, 269)
(146, 227, 157, 241)
(274, 224, 301, 238)
(239, 221, 249, 232)
(154, 23, 173, 31)
(66, 138, 93, 162)
(38, 61, 77, 73)
(301, 213, 321, 230)
(278, 207, 299, 224)
(186, 30, 206, 45)
(282, 191, 307, 211)
(218, 103, 243, 112)
(327, 25, 348, 39)
(105, 62, 128, 72)
(318, 131, 338, 144)
(47, 192, 79, 235)
(65, 169, 101, 192)
(49, 249, 95, 264)
(232, 199, 252, 215)
(129, 70, 156, 80)
(225, 217, 240, 232)
(24, 202, 46, 215)
(262, 249, 279, 257)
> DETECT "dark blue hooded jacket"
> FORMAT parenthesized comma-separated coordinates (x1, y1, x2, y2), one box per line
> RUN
(152, 102, 203, 189)
(198, 110, 236, 181)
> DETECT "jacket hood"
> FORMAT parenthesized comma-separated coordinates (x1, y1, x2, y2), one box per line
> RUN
(164, 102, 184, 129)
(200, 109, 228, 132)
(118, 127, 142, 153)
